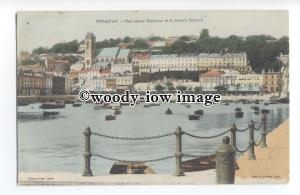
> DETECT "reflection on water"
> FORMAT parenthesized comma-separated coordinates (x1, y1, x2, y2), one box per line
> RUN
(17, 102, 289, 175)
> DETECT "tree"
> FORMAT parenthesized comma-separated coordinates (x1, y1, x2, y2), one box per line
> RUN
(165, 81, 175, 92)
(123, 36, 131, 43)
(194, 86, 203, 93)
(179, 36, 191, 41)
(215, 85, 228, 91)
(32, 47, 48, 54)
(155, 84, 165, 92)
(199, 29, 210, 40)
(49, 40, 79, 53)
(132, 39, 149, 49)
(149, 36, 164, 42)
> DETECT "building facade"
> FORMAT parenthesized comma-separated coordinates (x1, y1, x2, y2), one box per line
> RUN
(17, 71, 52, 96)
(263, 71, 280, 93)
(197, 53, 251, 73)
(52, 76, 66, 95)
(236, 74, 263, 88)
(148, 54, 198, 73)
(199, 70, 224, 90)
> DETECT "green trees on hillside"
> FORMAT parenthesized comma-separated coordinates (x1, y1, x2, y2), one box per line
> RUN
(31, 29, 289, 73)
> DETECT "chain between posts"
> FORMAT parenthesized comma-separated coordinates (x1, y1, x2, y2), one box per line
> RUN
(235, 146, 250, 153)
(235, 126, 250, 132)
(183, 153, 214, 158)
(91, 131, 174, 140)
(254, 136, 264, 146)
(183, 129, 231, 139)
(92, 153, 174, 163)
(254, 122, 264, 131)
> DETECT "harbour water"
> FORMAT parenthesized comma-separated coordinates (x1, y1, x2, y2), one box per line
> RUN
(17, 101, 289, 175)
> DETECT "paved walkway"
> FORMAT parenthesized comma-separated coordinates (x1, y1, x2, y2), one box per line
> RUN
(236, 119, 289, 181)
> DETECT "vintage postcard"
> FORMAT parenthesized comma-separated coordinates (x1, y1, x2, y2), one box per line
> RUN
(16, 11, 289, 185)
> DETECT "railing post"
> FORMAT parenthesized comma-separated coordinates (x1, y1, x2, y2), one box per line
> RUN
(82, 127, 93, 176)
(215, 136, 236, 184)
(248, 120, 256, 160)
(261, 114, 268, 148)
(230, 123, 237, 149)
(174, 126, 184, 176)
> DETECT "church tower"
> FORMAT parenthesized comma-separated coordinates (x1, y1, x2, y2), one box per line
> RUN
(84, 32, 96, 69)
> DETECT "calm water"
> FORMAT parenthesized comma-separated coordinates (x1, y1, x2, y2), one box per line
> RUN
(17, 101, 289, 175)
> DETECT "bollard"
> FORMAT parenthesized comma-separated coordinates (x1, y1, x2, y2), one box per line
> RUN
(260, 114, 268, 148)
(215, 136, 236, 184)
(174, 126, 184, 176)
(82, 127, 93, 176)
(248, 120, 256, 160)
(230, 123, 237, 149)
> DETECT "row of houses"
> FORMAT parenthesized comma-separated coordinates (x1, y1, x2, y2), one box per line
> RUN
(17, 70, 67, 96)
(133, 69, 280, 94)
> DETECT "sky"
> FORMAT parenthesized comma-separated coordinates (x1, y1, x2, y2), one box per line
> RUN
(16, 10, 288, 53)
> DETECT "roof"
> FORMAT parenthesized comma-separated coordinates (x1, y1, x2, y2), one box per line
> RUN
(117, 49, 130, 58)
(221, 70, 240, 77)
(198, 52, 247, 58)
(92, 62, 111, 67)
(97, 47, 119, 58)
(99, 69, 111, 74)
(201, 70, 224, 77)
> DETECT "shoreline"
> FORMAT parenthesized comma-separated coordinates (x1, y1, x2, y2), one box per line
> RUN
(17, 94, 278, 103)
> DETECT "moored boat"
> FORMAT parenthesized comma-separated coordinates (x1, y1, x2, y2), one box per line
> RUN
(261, 109, 270, 114)
(39, 100, 65, 109)
(194, 109, 204, 116)
(64, 100, 75, 104)
(113, 109, 122, 115)
(144, 104, 151, 108)
(165, 108, 172, 115)
(110, 162, 155, 174)
(43, 111, 59, 117)
(182, 155, 216, 172)
(185, 104, 191, 108)
(235, 111, 244, 118)
(72, 102, 82, 107)
(188, 115, 200, 120)
(235, 107, 242, 112)
(105, 115, 116, 120)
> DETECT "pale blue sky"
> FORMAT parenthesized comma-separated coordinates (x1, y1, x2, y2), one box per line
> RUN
(17, 11, 288, 52)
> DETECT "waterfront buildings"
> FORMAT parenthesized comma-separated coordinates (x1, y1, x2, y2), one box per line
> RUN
(262, 70, 280, 94)
(52, 76, 66, 95)
(199, 70, 224, 90)
(17, 71, 52, 96)
(236, 74, 263, 88)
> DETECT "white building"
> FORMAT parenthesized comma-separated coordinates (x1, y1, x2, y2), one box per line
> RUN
(219, 70, 240, 86)
(197, 53, 251, 72)
(236, 74, 263, 88)
(111, 63, 133, 74)
(199, 70, 224, 90)
(148, 54, 197, 73)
